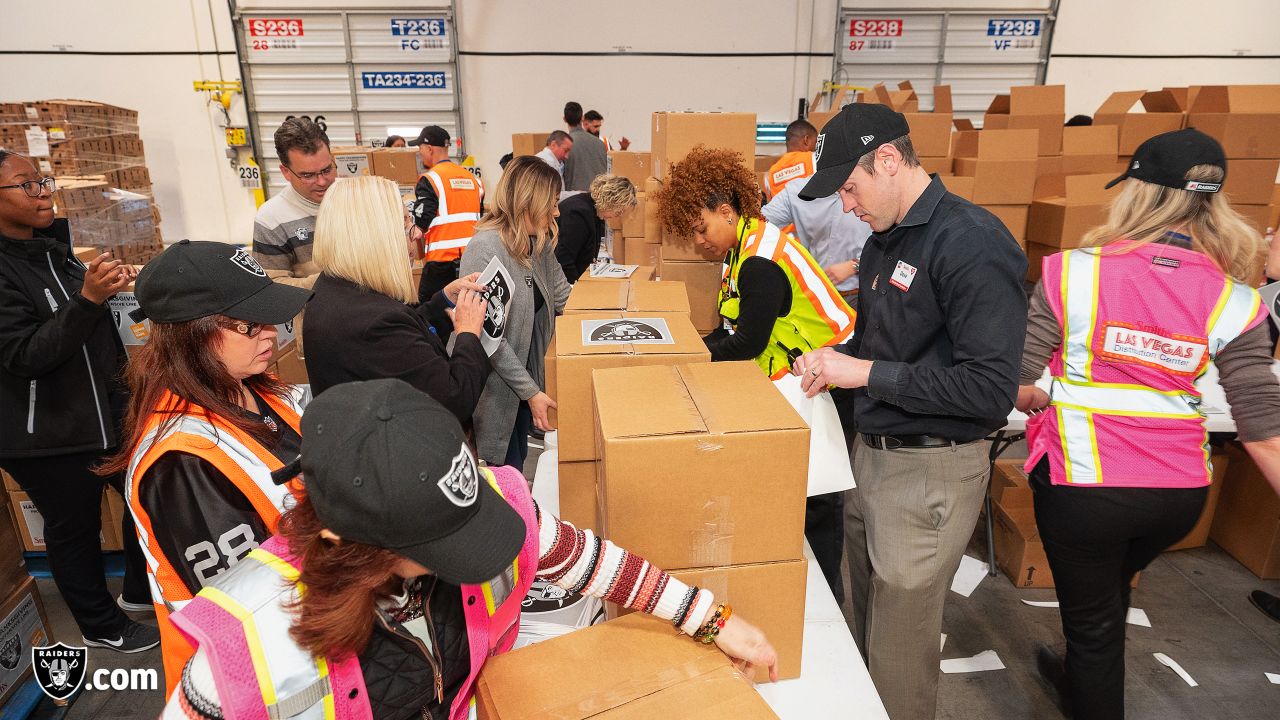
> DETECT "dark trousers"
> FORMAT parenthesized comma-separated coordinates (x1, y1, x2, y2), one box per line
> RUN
(1, 451, 150, 638)
(805, 493, 844, 604)
(502, 401, 533, 473)
(1030, 458, 1206, 720)
(417, 259, 461, 305)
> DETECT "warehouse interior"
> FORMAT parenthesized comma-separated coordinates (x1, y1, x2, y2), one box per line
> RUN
(2, 1, 1280, 718)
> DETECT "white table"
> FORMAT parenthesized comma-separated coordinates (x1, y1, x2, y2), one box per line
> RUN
(531, 447, 889, 720)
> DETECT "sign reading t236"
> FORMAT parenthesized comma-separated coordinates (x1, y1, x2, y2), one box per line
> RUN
(390, 18, 448, 51)
(361, 71, 447, 90)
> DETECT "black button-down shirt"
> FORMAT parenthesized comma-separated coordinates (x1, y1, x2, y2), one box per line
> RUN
(840, 175, 1028, 442)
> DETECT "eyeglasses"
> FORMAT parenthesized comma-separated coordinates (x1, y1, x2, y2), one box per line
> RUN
(218, 319, 267, 338)
(0, 177, 56, 198)
(286, 164, 336, 182)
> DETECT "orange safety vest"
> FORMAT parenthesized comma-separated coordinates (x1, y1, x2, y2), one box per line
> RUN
(422, 161, 484, 263)
(765, 151, 816, 199)
(124, 388, 304, 696)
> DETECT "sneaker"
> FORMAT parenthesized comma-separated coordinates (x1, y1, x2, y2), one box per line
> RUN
(117, 594, 152, 613)
(83, 621, 160, 654)
(1249, 590, 1280, 624)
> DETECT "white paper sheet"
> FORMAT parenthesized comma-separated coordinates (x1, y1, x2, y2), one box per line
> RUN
(588, 262, 638, 279)
(476, 256, 514, 357)
(940, 650, 1006, 674)
(1154, 653, 1198, 687)
(1020, 599, 1060, 608)
(1126, 608, 1151, 628)
(1266, 672, 1280, 685)
(950, 555, 988, 598)
(940, 634, 947, 652)
(772, 374, 856, 496)
(24, 126, 50, 157)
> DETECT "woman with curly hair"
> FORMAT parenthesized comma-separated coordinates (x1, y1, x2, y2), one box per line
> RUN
(654, 145, 855, 601)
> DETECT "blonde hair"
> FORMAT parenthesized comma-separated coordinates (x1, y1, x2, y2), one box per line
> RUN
(313, 176, 416, 304)
(589, 174, 637, 215)
(474, 156, 561, 265)
(1081, 165, 1262, 282)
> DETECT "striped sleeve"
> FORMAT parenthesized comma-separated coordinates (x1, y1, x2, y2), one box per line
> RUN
(533, 501, 713, 636)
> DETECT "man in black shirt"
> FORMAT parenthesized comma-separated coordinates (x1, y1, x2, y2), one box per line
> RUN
(795, 104, 1027, 719)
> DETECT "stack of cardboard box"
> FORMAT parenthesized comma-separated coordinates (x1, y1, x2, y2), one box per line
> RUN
(989, 460, 1052, 588)
(592, 362, 809, 680)
(546, 278, 707, 529)
(330, 145, 425, 187)
(866, 82, 955, 176)
(511, 132, 546, 158)
(1188, 85, 1280, 235)
(605, 152, 658, 267)
(52, 176, 164, 264)
(1024, 174, 1121, 280)
(1211, 442, 1280, 578)
(1094, 89, 1187, 161)
(948, 128, 1039, 246)
(0, 492, 52, 707)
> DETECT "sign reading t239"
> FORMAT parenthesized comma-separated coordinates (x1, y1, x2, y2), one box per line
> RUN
(361, 71, 447, 90)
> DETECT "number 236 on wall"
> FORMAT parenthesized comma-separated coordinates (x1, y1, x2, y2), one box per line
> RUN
(247, 17, 303, 51)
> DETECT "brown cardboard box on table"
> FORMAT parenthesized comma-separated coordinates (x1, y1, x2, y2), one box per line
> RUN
(1223, 159, 1280, 205)
(952, 129, 1039, 205)
(1211, 442, 1280, 578)
(657, 258, 723, 334)
(557, 461, 600, 531)
(623, 238, 660, 269)
(659, 228, 722, 263)
(0, 577, 53, 708)
(371, 148, 423, 185)
(511, 132, 544, 158)
(608, 151, 651, 186)
(983, 86, 1065, 156)
(1094, 90, 1186, 156)
(474, 613, 778, 719)
(990, 460, 1053, 587)
(1026, 174, 1119, 249)
(1187, 85, 1280, 159)
(1165, 451, 1229, 551)
(330, 146, 373, 178)
(651, 112, 756, 179)
(1060, 125, 1120, 175)
(592, 362, 808, 570)
(620, 194, 646, 237)
(546, 312, 708, 463)
(563, 279, 689, 315)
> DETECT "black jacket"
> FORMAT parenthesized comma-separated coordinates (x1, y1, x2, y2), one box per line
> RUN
(554, 193, 604, 283)
(302, 273, 490, 422)
(0, 220, 128, 458)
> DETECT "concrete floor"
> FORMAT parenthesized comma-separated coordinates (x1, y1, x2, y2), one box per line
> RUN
(25, 439, 1280, 719)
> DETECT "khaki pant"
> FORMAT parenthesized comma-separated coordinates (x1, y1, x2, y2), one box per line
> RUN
(844, 437, 990, 719)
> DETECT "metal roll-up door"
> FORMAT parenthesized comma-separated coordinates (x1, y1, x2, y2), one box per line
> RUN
(231, 2, 462, 198)
(834, 3, 1058, 122)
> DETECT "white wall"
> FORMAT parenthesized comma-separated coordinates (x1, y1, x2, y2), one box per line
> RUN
(2, 0, 1277, 245)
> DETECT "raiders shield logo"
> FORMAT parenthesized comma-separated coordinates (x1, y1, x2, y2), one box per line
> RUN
(814, 133, 825, 164)
(230, 248, 266, 277)
(438, 445, 479, 507)
(33, 642, 87, 701)
(345, 161, 359, 174)
(589, 320, 664, 343)
(0, 633, 20, 670)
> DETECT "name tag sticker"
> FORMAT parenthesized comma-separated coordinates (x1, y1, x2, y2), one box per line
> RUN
(889, 260, 917, 292)
(449, 178, 475, 190)
(1098, 322, 1208, 375)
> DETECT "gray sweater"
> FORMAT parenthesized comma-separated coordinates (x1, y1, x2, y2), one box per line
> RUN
(562, 127, 607, 192)
(460, 228, 571, 463)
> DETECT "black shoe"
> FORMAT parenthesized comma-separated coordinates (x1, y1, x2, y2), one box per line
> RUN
(1036, 644, 1073, 718)
(83, 621, 160, 654)
(1249, 590, 1280, 624)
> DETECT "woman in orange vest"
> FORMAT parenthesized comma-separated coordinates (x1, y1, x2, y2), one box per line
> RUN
(99, 240, 312, 695)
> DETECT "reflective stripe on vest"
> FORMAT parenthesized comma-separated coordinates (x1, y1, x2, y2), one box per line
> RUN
(428, 212, 481, 230)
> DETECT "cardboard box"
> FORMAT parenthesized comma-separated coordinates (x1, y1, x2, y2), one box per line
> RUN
(657, 260, 723, 334)
(474, 613, 778, 719)
(1026, 174, 1119, 248)
(564, 279, 689, 315)
(940, 175, 974, 202)
(0, 577, 53, 708)
(919, 156, 952, 175)
(558, 461, 599, 531)
(807, 110, 837, 132)
(1236, 204, 1271, 236)
(1187, 85, 1280, 159)
(608, 151, 652, 187)
(330, 146, 372, 178)
(904, 112, 954, 158)
(511, 132, 545, 158)
(1060, 125, 1119, 175)
(1094, 90, 1186, 156)
(610, 558, 807, 681)
(1223, 159, 1280, 205)
(623, 237, 660, 268)
(621, 195, 646, 237)
(0, 492, 26, 598)
(869, 82, 919, 114)
(651, 112, 756, 179)
(1026, 242, 1058, 283)
(983, 205, 1029, 246)
(8, 489, 110, 552)
(1211, 443, 1280, 578)
(952, 129, 1039, 205)
(983, 86, 1065, 156)
(642, 190, 661, 240)
(1, 470, 18, 493)
(371, 148, 423, 185)
(270, 344, 310, 385)
(1166, 452, 1229, 551)
(547, 312, 709, 463)
(989, 460, 1052, 587)
(593, 362, 808, 570)
(660, 230, 722, 263)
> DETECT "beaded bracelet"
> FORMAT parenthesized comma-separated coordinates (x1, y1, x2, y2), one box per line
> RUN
(672, 586, 700, 629)
(695, 603, 733, 644)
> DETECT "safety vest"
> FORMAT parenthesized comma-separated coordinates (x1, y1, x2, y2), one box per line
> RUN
(169, 466, 539, 720)
(719, 218, 856, 379)
(599, 134, 611, 151)
(422, 161, 484, 263)
(765, 151, 815, 199)
(125, 388, 304, 696)
(1025, 242, 1264, 488)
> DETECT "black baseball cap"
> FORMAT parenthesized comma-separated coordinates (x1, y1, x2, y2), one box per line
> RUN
(300, 379, 526, 585)
(412, 125, 451, 148)
(799, 103, 911, 201)
(133, 240, 312, 324)
(1105, 128, 1226, 192)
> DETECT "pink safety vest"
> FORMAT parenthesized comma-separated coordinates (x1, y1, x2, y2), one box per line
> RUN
(170, 465, 539, 720)
(1025, 242, 1264, 488)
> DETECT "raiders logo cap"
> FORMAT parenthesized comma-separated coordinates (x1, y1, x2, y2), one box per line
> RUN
(300, 379, 526, 585)
(134, 240, 312, 324)
(1105, 128, 1227, 192)
(799, 103, 911, 201)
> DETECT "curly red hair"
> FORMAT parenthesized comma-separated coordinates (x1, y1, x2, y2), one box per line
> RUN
(654, 146, 762, 240)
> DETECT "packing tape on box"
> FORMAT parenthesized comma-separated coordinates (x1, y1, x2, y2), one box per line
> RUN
(689, 496, 734, 567)
(520, 655, 753, 716)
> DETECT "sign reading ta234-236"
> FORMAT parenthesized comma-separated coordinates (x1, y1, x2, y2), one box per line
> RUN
(361, 71, 447, 90)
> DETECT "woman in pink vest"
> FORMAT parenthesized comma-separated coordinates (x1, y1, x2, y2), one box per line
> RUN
(1017, 129, 1280, 719)
(160, 379, 778, 720)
